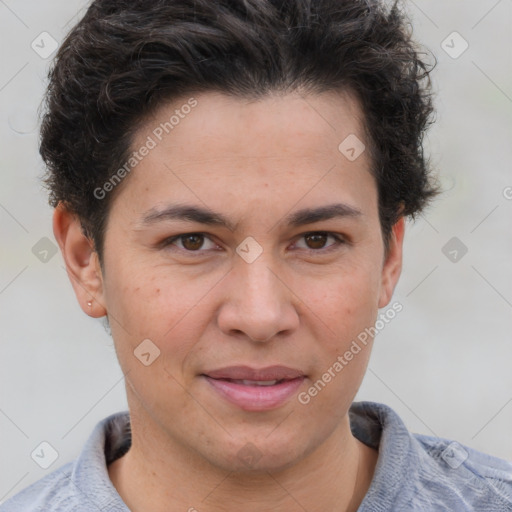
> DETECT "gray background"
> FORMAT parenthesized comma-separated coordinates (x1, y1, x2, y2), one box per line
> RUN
(1, 0, 511, 503)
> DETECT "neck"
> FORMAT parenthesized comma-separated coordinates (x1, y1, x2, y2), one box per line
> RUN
(108, 409, 378, 512)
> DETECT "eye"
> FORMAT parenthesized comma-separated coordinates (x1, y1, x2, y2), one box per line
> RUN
(294, 231, 345, 252)
(162, 233, 218, 252)
(160, 231, 345, 255)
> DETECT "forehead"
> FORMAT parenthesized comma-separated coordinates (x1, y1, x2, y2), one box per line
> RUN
(136, 90, 366, 161)
(113, 90, 377, 225)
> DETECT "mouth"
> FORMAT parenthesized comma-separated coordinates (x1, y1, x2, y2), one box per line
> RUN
(213, 378, 288, 386)
(201, 365, 306, 411)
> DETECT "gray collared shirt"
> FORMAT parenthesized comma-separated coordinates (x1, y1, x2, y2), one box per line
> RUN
(2, 401, 511, 511)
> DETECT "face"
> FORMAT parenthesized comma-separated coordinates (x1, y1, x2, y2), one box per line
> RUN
(57, 90, 403, 473)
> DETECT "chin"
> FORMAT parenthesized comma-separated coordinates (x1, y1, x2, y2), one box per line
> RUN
(204, 430, 314, 475)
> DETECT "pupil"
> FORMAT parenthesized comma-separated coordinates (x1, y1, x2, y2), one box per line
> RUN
(306, 233, 327, 249)
(183, 234, 203, 250)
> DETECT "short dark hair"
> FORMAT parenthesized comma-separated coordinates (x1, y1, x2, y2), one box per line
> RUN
(40, 0, 438, 262)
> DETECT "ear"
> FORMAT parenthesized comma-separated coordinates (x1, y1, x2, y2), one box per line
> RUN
(378, 216, 405, 308)
(53, 204, 107, 318)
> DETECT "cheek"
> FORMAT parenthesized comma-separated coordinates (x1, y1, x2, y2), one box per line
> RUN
(105, 265, 197, 333)
(299, 263, 382, 340)
(298, 275, 378, 417)
(104, 264, 219, 374)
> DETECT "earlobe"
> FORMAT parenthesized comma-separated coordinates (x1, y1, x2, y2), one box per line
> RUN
(53, 204, 107, 318)
(378, 217, 405, 309)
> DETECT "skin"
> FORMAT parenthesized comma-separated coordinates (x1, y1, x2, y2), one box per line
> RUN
(54, 90, 404, 512)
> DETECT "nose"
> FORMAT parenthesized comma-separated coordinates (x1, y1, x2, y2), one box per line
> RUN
(216, 256, 299, 343)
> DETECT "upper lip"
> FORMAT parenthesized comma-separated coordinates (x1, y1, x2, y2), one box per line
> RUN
(203, 365, 305, 381)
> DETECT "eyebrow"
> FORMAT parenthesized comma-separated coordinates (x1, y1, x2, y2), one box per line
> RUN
(140, 202, 362, 231)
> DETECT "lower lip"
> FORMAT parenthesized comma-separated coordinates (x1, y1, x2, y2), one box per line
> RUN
(203, 376, 305, 411)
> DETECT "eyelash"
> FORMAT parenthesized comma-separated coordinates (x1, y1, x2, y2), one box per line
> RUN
(160, 231, 346, 256)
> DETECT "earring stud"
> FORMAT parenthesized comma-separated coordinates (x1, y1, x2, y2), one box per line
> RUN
(87, 301, 93, 307)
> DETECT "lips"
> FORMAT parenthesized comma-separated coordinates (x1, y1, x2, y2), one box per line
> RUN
(204, 365, 305, 381)
(222, 379, 282, 386)
(201, 365, 305, 411)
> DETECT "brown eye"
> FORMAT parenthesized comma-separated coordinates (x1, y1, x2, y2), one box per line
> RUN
(180, 234, 205, 250)
(294, 232, 344, 252)
(304, 232, 329, 249)
(161, 232, 218, 254)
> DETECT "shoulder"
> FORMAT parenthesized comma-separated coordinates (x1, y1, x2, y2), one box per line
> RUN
(0, 411, 130, 512)
(0, 462, 76, 512)
(410, 433, 512, 510)
(350, 401, 512, 511)
(0, 459, 125, 512)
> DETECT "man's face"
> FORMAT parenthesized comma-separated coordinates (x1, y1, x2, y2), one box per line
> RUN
(95, 91, 403, 471)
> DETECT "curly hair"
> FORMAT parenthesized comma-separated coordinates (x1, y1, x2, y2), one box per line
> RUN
(40, 0, 438, 261)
